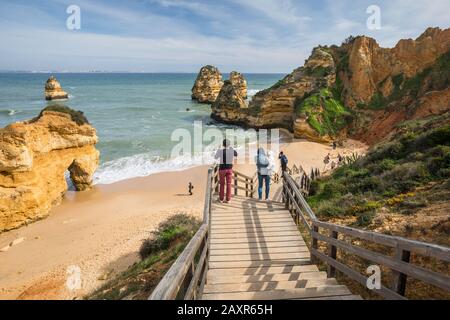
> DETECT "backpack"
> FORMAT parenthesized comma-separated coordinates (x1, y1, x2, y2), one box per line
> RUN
(257, 154, 270, 168)
(280, 155, 288, 166)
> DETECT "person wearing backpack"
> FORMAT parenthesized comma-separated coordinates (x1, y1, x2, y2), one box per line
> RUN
(215, 139, 238, 203)
(279, 151, 288, 173)
(255, 147, 275, 201)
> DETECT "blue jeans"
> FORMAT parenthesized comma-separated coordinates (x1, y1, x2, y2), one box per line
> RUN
(258, 174, 271, 200)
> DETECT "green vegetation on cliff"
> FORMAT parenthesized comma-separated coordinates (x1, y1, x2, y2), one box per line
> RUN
(87, 214, 201, 300)
(360, 50, 450, 110)
(307, 113, 450, 230)
(37, 105, 89, 125)
(296, 88, 352, 136)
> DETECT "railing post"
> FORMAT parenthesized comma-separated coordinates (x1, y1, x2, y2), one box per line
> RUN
(234, 172, 238, 196)
(245, 178, 249, 197)
(214, 166, 219, 194)
(251, 178, 254, 198)
(311, 224, 319, 264)
(327, 231, 338, 278)
(392, 247, 411, 296)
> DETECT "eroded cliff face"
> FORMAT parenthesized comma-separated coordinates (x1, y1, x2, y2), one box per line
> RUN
(45, 76, 69, 101)
(211, 27, 450, 144)
(192, 65, 224, 103)
(0, 107, 99, 232)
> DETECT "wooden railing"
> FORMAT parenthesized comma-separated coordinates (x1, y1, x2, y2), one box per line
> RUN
(149, 167, 214, 300)
(282, 172, 450, 300)
(149, 165, 256, 300)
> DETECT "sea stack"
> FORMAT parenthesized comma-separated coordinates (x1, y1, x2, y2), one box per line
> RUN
(211, 73, 249, 124)
(0, 106, 99, 232)
(229, 71, 248, 100)
(192, 65, 224, 104)
(45, 76, 69, 100)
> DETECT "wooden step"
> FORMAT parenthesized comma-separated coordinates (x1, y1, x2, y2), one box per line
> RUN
(302, 295, 363, 300)
(207, 265, 319, 277)
(211, 226, 299, 235)
(203, 279, 339, 294)
(202, 285, 353, 300)
(207, 271, 328, 284)
(211, 246, 309, 256)
(211, 214, 293, 224)
(209, 259, 311, 269)
(210, 240, 306, 250)
(210, 235, 303, 243)
(209, 252, 310, 263)
(212, 217, 294, 224)
(211, 222, 296, 230)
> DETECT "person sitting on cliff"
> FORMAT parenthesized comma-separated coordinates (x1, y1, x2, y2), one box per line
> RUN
(215, 139, 238, 204)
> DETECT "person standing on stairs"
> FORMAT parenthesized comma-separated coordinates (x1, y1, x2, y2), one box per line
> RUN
(279, 151, 289, 173)
(215, 139, 238, 204)
(256, 148, 275, 201)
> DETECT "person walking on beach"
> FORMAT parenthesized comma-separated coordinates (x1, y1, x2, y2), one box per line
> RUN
(215, 139, 238, 203)
(256, 148, 275, 201)
(279, 151, 289, 173)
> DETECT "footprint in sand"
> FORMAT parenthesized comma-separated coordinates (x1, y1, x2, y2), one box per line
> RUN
(0, 237, 26, 252)
(63, 219, 76, 225)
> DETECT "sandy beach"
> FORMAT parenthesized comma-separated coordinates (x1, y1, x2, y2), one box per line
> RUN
(0, 138, 366, 300)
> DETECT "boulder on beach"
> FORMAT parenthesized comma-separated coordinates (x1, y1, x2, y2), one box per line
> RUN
(0, 106, 99, 232)
(45, 76, 69, 101)
(191, 65, 224, 104)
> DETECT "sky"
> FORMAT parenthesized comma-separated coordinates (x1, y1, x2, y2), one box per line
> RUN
(0, 0, 448, 73)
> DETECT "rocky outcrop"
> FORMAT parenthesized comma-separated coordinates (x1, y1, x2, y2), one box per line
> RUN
(211, 80, 249, 124)
(210, 27, 450, 144)
(345, 27, 450, 108)
(45, 76, 69, 101)
(192, 66, 224, 103)
(0, 107, 99, 232)
(229, 71, 248, 99)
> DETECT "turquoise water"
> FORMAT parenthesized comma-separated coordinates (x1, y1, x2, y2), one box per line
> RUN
(0, 73, 284, 184)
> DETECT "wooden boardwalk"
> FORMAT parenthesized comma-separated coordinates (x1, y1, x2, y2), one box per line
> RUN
(202, 196, 362, 300)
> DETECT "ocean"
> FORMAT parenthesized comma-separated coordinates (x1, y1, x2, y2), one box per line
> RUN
(0, 73, 284, 184)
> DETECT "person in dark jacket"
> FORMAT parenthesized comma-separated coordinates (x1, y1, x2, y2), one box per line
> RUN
(279, 151, 289, 173)
(215, 139, 238, 203)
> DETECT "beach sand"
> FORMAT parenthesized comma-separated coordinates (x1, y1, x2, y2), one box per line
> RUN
(0, 138, 366, 300)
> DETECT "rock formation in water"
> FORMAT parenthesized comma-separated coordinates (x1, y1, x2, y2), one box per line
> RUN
(211, 80, 248, 124)
(192, 65, 224, 103)
(229, 71, 248, 99)
(0, 106, 99, 232)
(210, 27, 450, 144)
(45, 76, 69, 100)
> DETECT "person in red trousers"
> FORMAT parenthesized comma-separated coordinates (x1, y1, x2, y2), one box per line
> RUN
(215, 139, 238, 203)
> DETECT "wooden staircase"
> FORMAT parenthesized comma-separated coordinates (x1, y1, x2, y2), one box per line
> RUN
(149, 166, 450, 301)
(202, 196, 361, 300)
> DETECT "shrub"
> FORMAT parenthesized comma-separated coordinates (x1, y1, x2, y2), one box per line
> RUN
(39, 105, 89, 125)
(139, 214, 201, 259)
(356, 211, 376, 227)
(316, 200, 346, 218)
(322, 181, 346, 199)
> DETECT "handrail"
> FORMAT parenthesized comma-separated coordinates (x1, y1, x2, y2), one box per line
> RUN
(149, 167, 214, 300)
(150, 165, 256, 300)
(282, 170, 450, 300)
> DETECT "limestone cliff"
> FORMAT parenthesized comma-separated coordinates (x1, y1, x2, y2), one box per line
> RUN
(45, 76, 69, 100)
(192, 66, 224, 103)
(211, 27, 450, 144)
(229, 71, 248, 99)
(0, 106, 99, 232)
